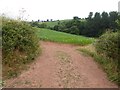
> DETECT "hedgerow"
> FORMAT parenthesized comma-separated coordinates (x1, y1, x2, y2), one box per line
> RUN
(95, 31, 120, 85)
(2, 17, 39, 79)
(95, 31, 119, 61)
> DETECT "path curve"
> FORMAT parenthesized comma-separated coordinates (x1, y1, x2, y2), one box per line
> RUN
(4, 41, 117, 88)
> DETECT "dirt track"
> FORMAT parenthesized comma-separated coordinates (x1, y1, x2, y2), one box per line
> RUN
(4, 41, 118, 88)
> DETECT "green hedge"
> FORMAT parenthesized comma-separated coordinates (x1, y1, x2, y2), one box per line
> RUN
(95, 31, 120, 85)
(95, 31, 119, 61)
(2, 17, 39, 79)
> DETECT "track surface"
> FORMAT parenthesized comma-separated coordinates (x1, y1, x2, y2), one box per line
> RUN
(4, 41, 117, 88)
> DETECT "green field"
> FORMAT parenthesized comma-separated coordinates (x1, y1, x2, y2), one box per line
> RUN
(39, 19, 71, 27)
(39, 21, 58, 28)
(36, 28, 95, 45)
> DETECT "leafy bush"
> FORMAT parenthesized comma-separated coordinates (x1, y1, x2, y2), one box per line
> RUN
(95, 31, 120, 85)
(95, 31, 119, 61)
(2, 17, 39, 79)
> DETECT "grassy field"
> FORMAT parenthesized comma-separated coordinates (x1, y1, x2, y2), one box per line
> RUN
(36, 28, 95, 45)
(39, 19, 71, 28)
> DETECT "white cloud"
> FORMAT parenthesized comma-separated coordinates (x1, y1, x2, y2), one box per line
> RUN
(0, 0, 119, 21)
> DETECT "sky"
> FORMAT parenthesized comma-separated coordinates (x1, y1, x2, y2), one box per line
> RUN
(0, 0, 119, 21)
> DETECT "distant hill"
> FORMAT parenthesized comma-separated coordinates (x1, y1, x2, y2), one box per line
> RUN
(38, 19, 72, 28)
(38, 19, 86, 28)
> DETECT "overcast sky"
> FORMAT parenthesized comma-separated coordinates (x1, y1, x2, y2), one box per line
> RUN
(0, 0, 119, 21)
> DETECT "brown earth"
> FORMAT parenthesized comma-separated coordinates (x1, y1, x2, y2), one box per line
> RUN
(4, 41, 118, 88)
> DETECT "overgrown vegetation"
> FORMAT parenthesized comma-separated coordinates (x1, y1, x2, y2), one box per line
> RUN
(78, 31, 120, 86)
(36, 28, 95, 45)
(2, 17, 39, 79)
(78, 48, 119, 86)
(95, 31, 119, 61)
(95, 31, 120, 85)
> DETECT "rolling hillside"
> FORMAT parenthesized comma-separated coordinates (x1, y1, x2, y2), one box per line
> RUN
(35, 28, 95, 45)
(39, 19, 71, 28)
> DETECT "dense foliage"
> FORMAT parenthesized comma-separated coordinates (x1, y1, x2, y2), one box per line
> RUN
(95, 31, 119, 60)
(95, 31, 120, 85)
(2, 17, 39, 79)
(45, 11, 119, 37)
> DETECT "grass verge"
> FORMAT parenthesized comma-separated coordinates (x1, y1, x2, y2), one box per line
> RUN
(77, 45, 119, 86)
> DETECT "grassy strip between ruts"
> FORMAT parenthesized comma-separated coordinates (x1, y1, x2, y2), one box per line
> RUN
(35, 28, 95, 46)
(77, 45, 119, 86)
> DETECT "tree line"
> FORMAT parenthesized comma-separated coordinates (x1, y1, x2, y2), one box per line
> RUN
(53, 11, 119, 37)
(30, 11, 119, 37)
